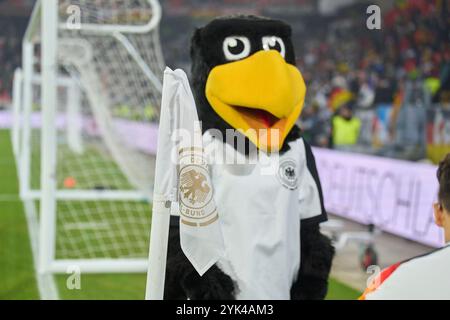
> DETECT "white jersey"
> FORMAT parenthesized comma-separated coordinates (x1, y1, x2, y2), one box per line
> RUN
(202, 132, 326, 299)
(365, 244, 450, 300)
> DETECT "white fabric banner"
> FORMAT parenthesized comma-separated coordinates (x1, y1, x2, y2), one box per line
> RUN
(313, 147, 445, 247)
(156, 67, 224, 276)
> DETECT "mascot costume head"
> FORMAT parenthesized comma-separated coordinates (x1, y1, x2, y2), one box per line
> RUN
(165, 15, 334, 300)
(191, 15, 305, 152)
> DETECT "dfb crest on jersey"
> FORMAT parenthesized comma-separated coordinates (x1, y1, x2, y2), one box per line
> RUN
(278, 158, 298, 190)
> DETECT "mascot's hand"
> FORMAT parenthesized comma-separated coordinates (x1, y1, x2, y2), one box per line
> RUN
(291, 223, 335, 300)
(181, 265, 236, 300)
(164, 221, 236, 300)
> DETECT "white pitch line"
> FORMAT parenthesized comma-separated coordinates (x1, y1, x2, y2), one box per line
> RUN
(23, 199, 60, 300)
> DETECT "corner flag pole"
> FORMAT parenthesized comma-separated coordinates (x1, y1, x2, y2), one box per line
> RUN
(145, 68, 178, 300)
(145, 201, 171, 300)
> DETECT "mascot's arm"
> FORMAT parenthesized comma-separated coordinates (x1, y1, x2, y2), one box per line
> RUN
(291, 222, 334, 300)
(291, 139, 334, 300)
(164, 217, 236, 300)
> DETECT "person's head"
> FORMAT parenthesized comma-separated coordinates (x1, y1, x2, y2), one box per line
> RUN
(434, 153, 450, 243)
(338, 105, 353, 120)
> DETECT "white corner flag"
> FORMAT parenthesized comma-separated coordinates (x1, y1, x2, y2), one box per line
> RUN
(145, 68, 224, 300)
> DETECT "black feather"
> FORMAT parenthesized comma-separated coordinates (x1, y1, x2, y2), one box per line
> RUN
(164, 217, 236, 300)
(291, 224, 335, 300)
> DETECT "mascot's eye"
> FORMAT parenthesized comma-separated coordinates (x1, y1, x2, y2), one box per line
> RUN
(223, 36, 251, 61)
(262, 36, 285, 58)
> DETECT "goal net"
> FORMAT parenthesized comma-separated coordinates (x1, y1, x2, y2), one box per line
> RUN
(14, 0, 164, 274)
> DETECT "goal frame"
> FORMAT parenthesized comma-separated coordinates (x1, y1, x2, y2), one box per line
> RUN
(17, 0, 163, 276)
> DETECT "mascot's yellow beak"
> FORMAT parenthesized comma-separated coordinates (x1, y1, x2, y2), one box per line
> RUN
(205, 50, 306, 152)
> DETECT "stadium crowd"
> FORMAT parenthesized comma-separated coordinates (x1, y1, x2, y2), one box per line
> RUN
(0, 0, 449, 161)
(297, 0, 450, 161)
(0, 17, 26, 109)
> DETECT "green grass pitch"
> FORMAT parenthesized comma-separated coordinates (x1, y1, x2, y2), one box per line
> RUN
(0, 129, 360, 300)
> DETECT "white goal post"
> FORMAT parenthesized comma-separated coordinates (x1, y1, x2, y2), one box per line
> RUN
(14, 0, 164, 277)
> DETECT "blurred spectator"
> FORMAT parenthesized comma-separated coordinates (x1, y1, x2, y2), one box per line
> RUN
(300, 101, 332, 148)
(0, 16, 27, 109)
(331, 105, 361, 149)
(382, 79, 428, 160)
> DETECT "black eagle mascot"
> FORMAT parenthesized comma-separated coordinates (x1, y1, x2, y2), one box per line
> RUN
(164, 15, 334, 300)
